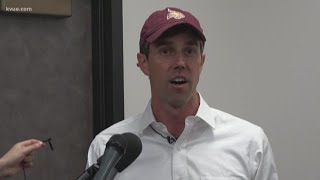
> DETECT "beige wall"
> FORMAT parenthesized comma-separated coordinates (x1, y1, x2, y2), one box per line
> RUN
(123, 1, 320, 180)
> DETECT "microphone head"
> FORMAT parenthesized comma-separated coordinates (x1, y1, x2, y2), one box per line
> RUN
(106, 134, 128, 155)
(115, 132, 142, 172)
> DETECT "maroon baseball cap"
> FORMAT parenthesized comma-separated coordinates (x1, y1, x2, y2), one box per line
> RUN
(139, 7, 206, 53)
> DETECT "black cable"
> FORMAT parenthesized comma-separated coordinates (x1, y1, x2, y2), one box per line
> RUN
(149, 125, 176, 144)
(23, 138, 54, 180)
(23, 167, 26, 180)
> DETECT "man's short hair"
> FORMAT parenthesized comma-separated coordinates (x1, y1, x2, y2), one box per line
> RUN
(141, 24, 205, 56)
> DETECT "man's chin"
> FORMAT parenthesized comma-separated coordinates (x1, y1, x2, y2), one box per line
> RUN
(168, 94, 191, 108)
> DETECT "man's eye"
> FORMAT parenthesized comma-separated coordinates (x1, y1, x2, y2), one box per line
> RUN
(159, 48, 172, 55)
(161, 49, 168, 54)
(185, 48, 196, 56)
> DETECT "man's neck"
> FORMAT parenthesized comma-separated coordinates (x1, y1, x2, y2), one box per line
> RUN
(151, 93, 200, 138)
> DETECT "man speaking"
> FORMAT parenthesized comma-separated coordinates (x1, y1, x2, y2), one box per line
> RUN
(86, 7, 278, 180)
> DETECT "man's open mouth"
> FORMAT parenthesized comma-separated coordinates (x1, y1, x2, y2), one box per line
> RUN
(169, 77, 187, 85)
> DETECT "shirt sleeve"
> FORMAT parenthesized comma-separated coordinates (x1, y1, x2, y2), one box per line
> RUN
(86, 135, 108, 169)
(249, 128, 279, 180)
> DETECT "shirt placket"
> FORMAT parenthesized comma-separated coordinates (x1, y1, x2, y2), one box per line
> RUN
(172, 119, 194, 180)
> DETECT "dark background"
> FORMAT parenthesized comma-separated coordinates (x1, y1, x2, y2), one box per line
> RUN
(0, 0, 93, 179)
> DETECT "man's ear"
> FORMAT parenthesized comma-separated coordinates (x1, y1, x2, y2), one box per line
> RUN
(199, 54, 206, 71)
(137, 53, 150, 76)
(201, 54, 206, 66)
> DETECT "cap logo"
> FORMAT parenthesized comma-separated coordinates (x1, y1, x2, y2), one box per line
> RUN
(166, 8, 185, 20)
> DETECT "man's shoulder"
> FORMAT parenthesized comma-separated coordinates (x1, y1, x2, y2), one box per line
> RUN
(94, 114, 143, 142)
(199, 95, 263, 135)
(211, 107, 264, 136)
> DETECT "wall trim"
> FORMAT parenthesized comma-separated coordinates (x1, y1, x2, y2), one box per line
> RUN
(91, 0, 123, 136)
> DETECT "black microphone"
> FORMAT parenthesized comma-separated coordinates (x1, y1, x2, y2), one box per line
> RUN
(75, 163, 99, 180)
(92, 134, 127, 180)
(115, 133, 142, 172)
(75, 133, 142, 180)
(105, 133, 142, 180)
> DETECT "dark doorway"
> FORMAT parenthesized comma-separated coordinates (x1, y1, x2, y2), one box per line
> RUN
(91, 0, 124, 136)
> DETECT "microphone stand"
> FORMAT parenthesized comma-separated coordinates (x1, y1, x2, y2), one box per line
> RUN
(75, 164, 99, 180)
(105, 168, 118, 180)
(92, 146, 122, 180)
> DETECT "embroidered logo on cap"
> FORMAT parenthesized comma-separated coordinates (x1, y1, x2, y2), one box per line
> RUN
(167, 8, 185, 20)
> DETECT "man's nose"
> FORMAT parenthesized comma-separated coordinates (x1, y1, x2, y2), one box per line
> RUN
(174, 53, 186, 69)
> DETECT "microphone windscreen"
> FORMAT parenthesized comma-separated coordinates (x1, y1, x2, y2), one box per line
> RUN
(115, 133, 142, 172)
(105, 134, 127, 155)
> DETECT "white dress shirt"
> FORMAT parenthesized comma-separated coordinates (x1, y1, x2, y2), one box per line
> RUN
(86, 94, 278, 180)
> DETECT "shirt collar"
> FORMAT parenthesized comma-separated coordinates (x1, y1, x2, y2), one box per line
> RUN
(136, 101, 157, 135)
(194, 93, 216, 129)
(137, 93, 216, 134)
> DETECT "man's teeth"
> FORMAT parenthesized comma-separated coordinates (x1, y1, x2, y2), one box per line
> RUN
(171, 78, 186, 84)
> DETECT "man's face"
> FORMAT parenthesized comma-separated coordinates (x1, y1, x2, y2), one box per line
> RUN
(137, 31, 205, 108)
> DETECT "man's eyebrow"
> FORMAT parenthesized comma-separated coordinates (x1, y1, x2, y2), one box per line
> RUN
(153, 38, 200, 48)
(185, 39, 200, 46)
(153, 39, 173, 47)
